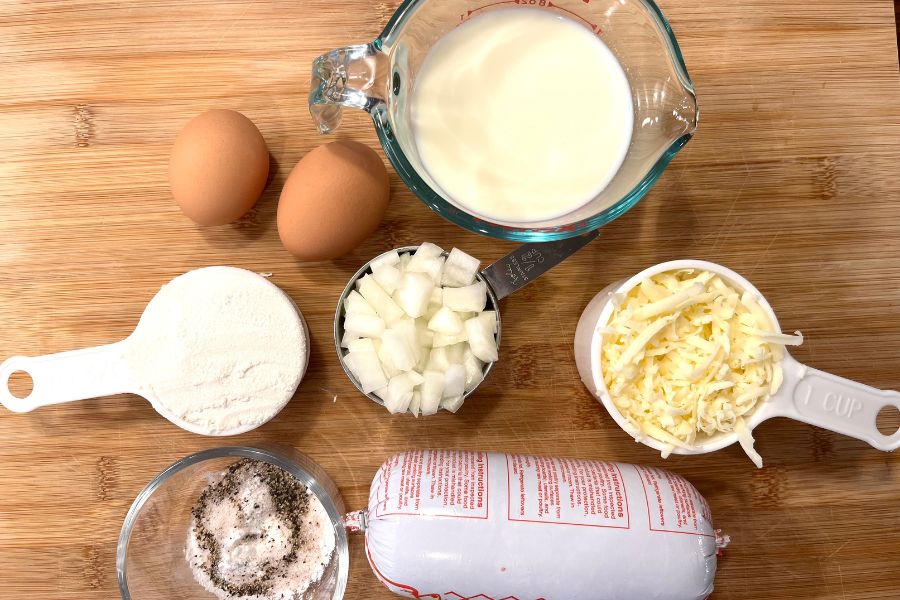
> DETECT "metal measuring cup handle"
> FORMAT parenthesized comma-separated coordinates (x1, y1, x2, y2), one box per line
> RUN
(480, 230, 599, 300)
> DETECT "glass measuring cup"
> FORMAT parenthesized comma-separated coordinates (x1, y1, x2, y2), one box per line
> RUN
(573, 259, 900, 461)
(309, 0, 698, 241)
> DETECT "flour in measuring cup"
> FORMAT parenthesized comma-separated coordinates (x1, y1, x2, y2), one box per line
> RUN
(125, 267, 307, 435)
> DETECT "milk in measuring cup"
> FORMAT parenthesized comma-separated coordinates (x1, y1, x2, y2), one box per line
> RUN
(411, 7, 633, 224)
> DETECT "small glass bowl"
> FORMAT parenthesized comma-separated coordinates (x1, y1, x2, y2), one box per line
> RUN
(117, 446, 349, 600)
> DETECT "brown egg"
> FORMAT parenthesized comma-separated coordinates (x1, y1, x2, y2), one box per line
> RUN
(169, 109, 269, 226)
(277, 141, 390, 261)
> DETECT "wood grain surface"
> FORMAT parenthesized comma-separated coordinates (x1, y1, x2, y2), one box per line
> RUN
(2, 1, 900, 599)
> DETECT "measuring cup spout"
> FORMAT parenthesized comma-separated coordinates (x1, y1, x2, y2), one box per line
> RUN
(309, 43, 387, 134)
(770, 355, 900, 452)
(638, 78, 699, 158)
(670, 87, 699, 145)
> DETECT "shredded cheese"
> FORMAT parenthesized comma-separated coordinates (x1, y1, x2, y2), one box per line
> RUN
(600, 269, 803, 467)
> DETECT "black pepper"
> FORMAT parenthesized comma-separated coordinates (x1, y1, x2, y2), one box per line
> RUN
(189, 459, 314, 598)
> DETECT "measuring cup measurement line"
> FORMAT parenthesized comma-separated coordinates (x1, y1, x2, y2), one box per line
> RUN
(574, 259, 900, 458)
(336, 232, 598, 406)
(391, 0, 602, 33)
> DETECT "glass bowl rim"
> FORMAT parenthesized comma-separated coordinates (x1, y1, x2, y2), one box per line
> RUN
(116, 445, 349, 600)
(371, 0, 698, 242)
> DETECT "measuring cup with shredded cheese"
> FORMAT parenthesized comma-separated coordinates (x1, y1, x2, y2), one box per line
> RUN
(574, 260, 900, 467)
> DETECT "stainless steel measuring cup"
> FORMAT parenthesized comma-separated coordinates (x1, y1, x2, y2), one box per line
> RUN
(336, 231, 598, 407)
(574, 259, 900, 460)
(0, 267, 309, 436)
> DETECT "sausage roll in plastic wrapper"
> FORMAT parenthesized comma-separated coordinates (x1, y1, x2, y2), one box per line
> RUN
(348, 449, 729, 600)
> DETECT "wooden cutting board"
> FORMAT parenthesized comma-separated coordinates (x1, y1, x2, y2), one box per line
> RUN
(1, 1, 899, 598)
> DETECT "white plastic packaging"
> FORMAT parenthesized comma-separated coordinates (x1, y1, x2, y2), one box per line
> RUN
(355, 449, 726, 600)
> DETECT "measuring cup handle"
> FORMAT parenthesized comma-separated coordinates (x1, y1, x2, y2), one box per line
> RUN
(480, 230, 600, 301)
(0, 341, 133, 413)
(775, 356, 900, 451)
(310, 43, 386, 134)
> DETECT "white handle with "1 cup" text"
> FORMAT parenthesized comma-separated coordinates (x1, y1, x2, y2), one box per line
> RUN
(773, 355, 900, 451)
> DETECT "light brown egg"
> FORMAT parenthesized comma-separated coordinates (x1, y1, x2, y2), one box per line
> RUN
(169, 109, 269, 226)
(277, 141, 390, 261)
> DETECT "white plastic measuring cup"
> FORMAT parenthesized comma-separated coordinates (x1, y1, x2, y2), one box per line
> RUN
(0, 267, 309, 436)
(574, 259, 900, 458)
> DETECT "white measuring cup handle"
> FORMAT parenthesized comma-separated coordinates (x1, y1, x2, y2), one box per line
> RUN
(0, 340, 133, 413)
(774, 356, 900, 451)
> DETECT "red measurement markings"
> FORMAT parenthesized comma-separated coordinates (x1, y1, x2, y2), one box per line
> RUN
(463, 0, 518, 19)
(463, 0, 601, 34)
(547, 1, 600, 33)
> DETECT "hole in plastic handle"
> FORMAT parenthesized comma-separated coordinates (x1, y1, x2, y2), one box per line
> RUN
(876, 405, 900, 437)
(6, 370, 33, 400)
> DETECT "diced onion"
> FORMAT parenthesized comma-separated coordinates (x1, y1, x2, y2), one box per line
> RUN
(342, 245, 498, 416)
